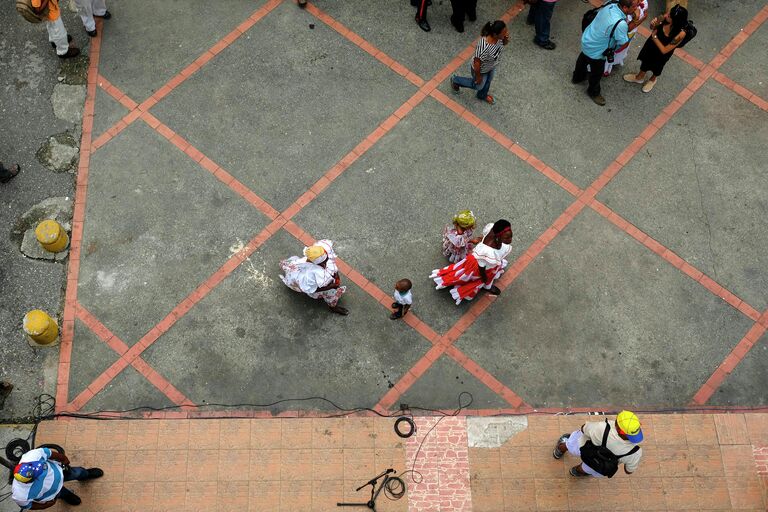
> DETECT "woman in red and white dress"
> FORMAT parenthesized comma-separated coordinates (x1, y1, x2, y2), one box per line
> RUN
(430, 220, 513, 305)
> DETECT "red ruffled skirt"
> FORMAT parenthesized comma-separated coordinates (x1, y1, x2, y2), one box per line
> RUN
(430, 254, 505, 305)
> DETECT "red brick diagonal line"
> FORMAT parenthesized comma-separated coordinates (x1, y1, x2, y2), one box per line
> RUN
(56, 18, 103, 414)
(430, 90, 583, 198)
(66, 305, 194, 411)
(281, 220, 442, 345)
(711, 71, 768, 111)
(589, 199, 762, 322)
(374, 1, 768, 414)
(304, 2, 424, 87)
(89, 0, 282, 151)
(66, 220, 283, 412)
(691, 310, 768, 405)
(139, 112, 281, 220)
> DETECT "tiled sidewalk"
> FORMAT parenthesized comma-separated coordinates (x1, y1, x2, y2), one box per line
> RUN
(31, 413, 768, 511)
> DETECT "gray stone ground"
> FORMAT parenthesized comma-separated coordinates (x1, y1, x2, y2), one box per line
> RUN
(2, 0, 767, 436)
(0, 2, 88, 424)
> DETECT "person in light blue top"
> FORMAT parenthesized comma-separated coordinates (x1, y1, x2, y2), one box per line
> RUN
(572, 0, 634, 106)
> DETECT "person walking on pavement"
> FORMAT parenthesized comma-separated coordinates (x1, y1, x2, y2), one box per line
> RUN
(73, 0, 111, 37)
(526, 0, 558, 50)
(450, 20, 509, 105)
(12, 446, 104, 508)
(572, 0, 633, 106)
(411, 0, 432, 32)
(431, 219, 513, 304)
(449, 0, 477, 33)
(553, 410, 644, 477)
(0, 163, 21, 183)
(30, 0, 80, 59)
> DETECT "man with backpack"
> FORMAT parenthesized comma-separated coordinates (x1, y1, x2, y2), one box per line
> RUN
(553, 410, 644, 477)
(17, 0, 80, 59)
(571, 0, 634, 106)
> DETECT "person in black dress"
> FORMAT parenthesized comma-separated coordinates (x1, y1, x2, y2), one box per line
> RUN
(623, 4, 688, 93)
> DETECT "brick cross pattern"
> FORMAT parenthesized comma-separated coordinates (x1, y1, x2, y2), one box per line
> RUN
(56, 0, 768, 418)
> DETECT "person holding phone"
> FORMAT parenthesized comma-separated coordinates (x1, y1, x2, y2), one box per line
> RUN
(450, 20, 510, 105)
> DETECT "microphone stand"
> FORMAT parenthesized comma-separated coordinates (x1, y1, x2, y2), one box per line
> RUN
(337, 468, 396, 510)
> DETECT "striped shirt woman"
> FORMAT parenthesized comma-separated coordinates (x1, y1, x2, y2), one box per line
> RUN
(451, 20, 509, 104)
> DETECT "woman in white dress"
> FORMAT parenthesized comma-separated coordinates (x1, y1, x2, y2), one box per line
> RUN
(279, 240, 349, 315)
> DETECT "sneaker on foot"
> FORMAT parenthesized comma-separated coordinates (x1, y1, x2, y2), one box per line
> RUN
(417, 18, 431, 32)
(58, 47, 81, 59)
(623, 73, 645, 84)
(569, 466, 589, 477)
(590, 94, 606, 106)
(535, 39, 556, 50)
(62, 492, 82, 505)
(553, 433, 570, 459)
(642, 79, 656, 93)
(86, 468, 104, 479)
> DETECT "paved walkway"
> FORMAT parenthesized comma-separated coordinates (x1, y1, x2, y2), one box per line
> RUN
(33, 413, 767, 511)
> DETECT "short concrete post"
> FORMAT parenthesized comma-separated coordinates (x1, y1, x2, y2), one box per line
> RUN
(35, 220, 69, 253)
(23, 310, 59, 345)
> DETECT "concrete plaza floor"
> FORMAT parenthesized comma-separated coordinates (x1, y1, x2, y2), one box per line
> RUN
(52, 0, 768, 425)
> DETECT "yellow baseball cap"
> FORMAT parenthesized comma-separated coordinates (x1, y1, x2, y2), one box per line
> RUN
(616, 410, 643, 443)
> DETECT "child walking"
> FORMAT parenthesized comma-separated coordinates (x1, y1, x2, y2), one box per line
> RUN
(391, 279, 413, 320)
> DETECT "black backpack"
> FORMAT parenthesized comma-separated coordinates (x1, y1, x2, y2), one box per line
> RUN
(677, 20, 697, 48)
(582, 1, 617, 31)
(579, 420, 639, 478)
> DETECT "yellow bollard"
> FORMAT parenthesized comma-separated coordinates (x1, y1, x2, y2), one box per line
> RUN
(35, 220, 69, 253)
(23, 310, 59, 345)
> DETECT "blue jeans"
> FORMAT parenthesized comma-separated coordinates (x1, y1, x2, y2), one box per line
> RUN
(527, 1, 555, 45)
(452, 65, 495, 100)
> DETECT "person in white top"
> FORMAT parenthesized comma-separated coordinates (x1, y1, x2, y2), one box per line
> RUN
(279, 239, 349, 315)
(553, 410, 644, 477)
(431, 219, 513, 304)
(391, 279, 413, 320)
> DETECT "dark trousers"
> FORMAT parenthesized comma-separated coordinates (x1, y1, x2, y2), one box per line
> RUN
(411, 0, 428, 20)
(572, 52, 605, 97)
(57, 467, 90, 501)
(527, 1, 555, 45)
(450, 0, 477, 23)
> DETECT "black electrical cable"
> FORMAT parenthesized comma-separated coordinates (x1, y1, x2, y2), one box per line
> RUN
(395, 391, 474, 489)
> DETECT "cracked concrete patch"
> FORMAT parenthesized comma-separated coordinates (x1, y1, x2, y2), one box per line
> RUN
(467, 416, 528, 448)
(12, 197, 73, 261)
(51, 83, 86, 123)
(36, 131, 79, 172)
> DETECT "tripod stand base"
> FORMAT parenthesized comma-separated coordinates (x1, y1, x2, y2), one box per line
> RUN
(337, 500, 375, 509)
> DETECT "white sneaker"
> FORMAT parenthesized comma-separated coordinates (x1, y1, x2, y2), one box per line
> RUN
(623, 73, 645, 84)
(642, 79, 657, 93)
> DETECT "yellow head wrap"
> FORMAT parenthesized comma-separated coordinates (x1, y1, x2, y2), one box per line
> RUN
(453, 210, 475, 229)
(304, 245, 327, 263)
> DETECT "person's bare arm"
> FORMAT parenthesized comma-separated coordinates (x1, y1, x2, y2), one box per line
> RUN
(473, 57, 483, 84)
(47, 451, 70, 466)
(651, 30, 685, 54)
